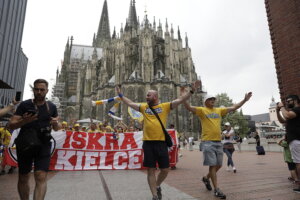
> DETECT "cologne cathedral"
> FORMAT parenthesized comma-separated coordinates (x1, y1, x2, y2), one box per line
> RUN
(53, 0, 205, 134)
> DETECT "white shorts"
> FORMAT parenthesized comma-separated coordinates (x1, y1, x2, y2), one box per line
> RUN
(289, 140, 300, 163)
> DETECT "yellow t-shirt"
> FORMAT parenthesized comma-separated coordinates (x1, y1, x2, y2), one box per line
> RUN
(0, 129, 11, 146)
(140, 102, 171, 141)
(195, 107, 228, 141)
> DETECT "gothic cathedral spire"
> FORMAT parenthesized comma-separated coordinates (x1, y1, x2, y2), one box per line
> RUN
(127, 0, 138, 29)
(96, 0, 111, 48)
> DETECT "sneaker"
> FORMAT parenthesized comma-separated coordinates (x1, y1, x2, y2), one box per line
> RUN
(233, 167, 236, 173)
(214, 188, 226, 199)
(8, 167, 14, 174)
(288, 177, 294, 181)
(293, 188, 300, 193)
(152, 196, 159, 200)
(157, 186, 162, 200)
(202, 176, 212, 191)
(0, 170, 5, 175)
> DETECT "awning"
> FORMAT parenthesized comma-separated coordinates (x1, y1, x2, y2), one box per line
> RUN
(0, 80, 13, 89)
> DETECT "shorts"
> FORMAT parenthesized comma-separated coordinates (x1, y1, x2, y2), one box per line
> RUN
(142, 141, 169, 169)
(202, 141, 223, 166)
(17, 142, 52, 174)
(287, 162, 296, 171)
(289, 140, 300, 163)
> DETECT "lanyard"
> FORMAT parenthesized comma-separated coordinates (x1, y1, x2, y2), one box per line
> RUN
(31, 99, 50, 114)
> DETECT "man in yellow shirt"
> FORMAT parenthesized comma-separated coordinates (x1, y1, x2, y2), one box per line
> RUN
(0, 124, 15, 175)
(87, 123, 99, 133)
(182, 91, 252, 199)
(116, 80, 200, 200)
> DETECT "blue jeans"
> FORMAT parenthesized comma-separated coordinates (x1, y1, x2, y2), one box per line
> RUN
(223, 148, 234, 167)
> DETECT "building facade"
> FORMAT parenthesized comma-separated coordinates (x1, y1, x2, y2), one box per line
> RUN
(54, 0, 204, 133)
(0, 0, 28, 107)
(265, 0, 300, 100)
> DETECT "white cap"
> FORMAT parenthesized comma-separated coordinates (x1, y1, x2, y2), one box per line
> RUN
(224, 122, 231, 126)
(203, 94, 216, 103)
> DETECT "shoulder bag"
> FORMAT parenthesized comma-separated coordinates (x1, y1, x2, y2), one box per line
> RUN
(148, 105, 173, 147)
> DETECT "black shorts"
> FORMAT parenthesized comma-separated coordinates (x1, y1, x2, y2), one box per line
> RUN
(17, 142, 52, 174)
(142, 141, 169, 169)
(287, 162, 296, 171)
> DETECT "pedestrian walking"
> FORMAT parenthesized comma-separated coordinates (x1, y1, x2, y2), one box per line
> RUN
(181, 88, 252, 199)
(115, 80, 200, 200)
(235, 133, 242, 152)
(9, 79, 60, 200)
(222, 122, 236, 173)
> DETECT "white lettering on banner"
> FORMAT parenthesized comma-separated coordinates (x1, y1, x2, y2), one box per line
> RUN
(75, 151, 84, 170)
(6, 130, 177, 170)
(113, 152, 128, 169)
(84, 152, 99, 170)
(55, 150, 76, 170)
(60, 131, 141, 150)
(98, 152, 112, 169)
(128, 150, 142, 169)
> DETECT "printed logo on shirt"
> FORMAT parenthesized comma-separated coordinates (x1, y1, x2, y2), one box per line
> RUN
(145, 107, 162, 115)
(205, 113, 221, 119)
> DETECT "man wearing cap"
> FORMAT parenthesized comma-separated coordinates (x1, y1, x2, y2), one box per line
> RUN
(181, 90, 252, 199)
(276, 94, 300, 193)
(61, 121, 68, 131)
(222, 122, 236, 173)
(73, 124, 81, 132)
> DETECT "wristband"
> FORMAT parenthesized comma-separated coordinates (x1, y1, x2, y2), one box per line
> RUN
(118, 93, 123, 98)
(189, 90, 194, 94)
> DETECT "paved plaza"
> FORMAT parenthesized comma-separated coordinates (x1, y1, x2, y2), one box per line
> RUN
(0, 149, 299, 200)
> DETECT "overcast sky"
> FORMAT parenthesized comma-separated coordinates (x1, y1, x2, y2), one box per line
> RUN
(21, 0, 280, 115)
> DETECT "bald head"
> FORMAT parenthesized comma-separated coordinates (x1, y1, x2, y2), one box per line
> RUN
(146, 90, 159, 105)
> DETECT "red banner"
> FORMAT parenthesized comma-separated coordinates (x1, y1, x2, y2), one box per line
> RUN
(5, 130, 178, 170)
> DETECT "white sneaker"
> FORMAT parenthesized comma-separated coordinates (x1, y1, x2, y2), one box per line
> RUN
(233, 167, 237, 173)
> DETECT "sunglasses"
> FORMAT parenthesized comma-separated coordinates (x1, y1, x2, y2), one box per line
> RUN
(33, 88, 46, 92)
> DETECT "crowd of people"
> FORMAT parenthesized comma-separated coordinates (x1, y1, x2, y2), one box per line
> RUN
(1, 77, 300, 200)
(58, 120, 140, 134)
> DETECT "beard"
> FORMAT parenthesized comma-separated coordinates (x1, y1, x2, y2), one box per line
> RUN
(34, 94, 46, 101)
(287, 103, 295, 109)
(147, 99, 155, 106)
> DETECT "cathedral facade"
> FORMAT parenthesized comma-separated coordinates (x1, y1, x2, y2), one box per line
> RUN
(54, 0, 205, 134)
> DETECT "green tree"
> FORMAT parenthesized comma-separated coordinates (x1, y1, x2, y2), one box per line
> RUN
(215, 93, 249, 138)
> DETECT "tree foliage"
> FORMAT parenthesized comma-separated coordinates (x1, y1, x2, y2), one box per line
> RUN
(215, 93, 249, 137)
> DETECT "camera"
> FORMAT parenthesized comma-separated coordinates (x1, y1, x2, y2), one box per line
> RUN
(39, 127, 52, 143)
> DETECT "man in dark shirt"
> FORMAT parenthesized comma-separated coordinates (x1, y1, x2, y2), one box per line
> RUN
(10, 79, 59, 200)
(276, 94, 300, 193)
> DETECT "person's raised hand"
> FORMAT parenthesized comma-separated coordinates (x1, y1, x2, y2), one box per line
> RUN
(180, 86, 187, 96)
(115, 84, 122, 95)
(244, 92, 252, 101)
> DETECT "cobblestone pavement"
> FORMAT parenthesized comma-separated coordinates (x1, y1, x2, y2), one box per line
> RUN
(165, 149, 299, 200)
(0, 149, 299, 200)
